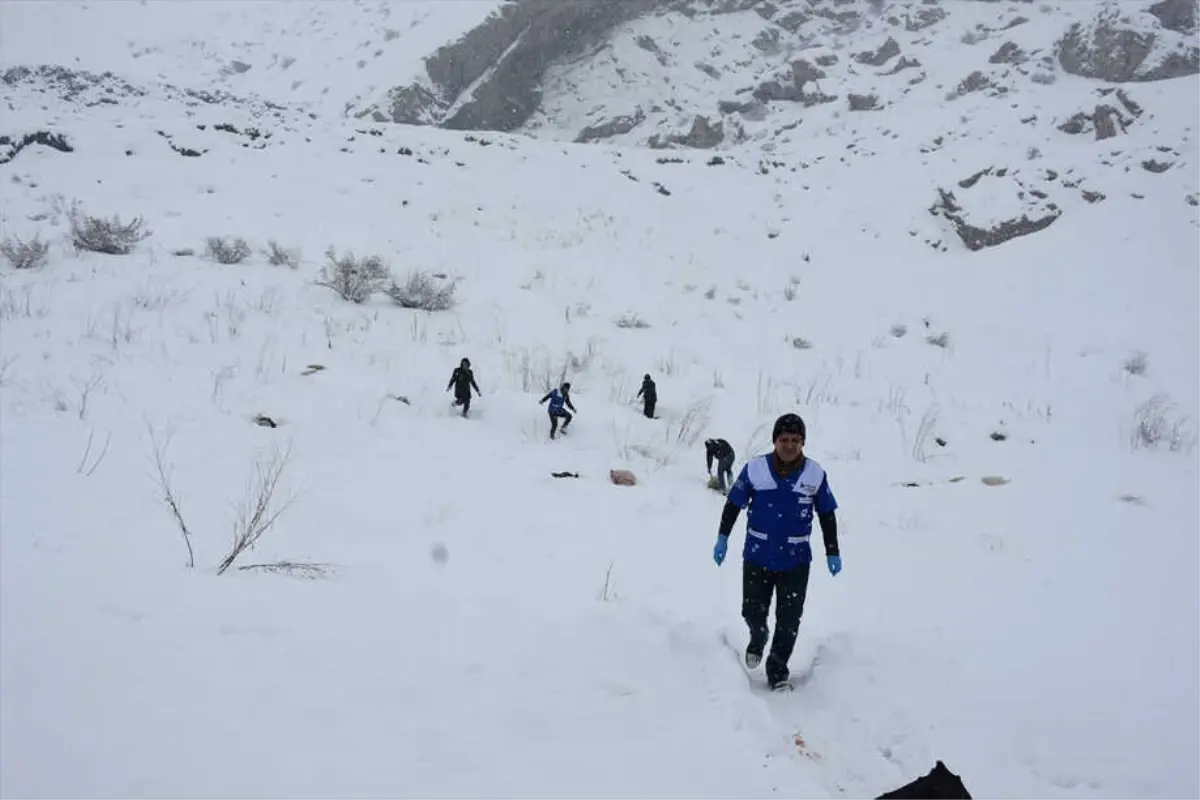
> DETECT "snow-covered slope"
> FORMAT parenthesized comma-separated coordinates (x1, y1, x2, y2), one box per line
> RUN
(1, 1, 1198, 798)
(0, 0, 502, 118)
(521, 0, 1199, 149)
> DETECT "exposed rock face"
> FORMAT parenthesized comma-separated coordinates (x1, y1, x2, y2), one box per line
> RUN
(382, 0, 678, 130)
(575, 109, 647, 143)
(1060, 91, 1142, 139)
(802, 91, 839, 107)
(752, 26, 782, 53)
(848, 93, 881, 111)
(0, 130, 74, 166)
(1093, 104, 1130, 139)
(1148, 0, 1198, 34)
(386, 84, 442, 125)
(902, 6, 946, 32)
(752, 57, 827, 103)
(718, 98, 769, 120)
(791, 59, 827, 88)
(776, 9, 812, 32)
(882, 55, 921, 75)
(1057, 8, 1200, 82)
(369, 0, 1196, 146)
(854, 37, 901, 67)
(989, 42, 1028, 65)
(753, 79, 802, 103)
(946, 70, 1005, 100)
(929, 172, 1062, 252)
(648, 115, 724, 149)
(1057, 21, 1152, 81)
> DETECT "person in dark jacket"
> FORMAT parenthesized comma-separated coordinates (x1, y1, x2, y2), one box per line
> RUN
(711, 413, 842, 692)
(636, 373, 657, 418)
(704, 437, 736, 493)
(538, 382, 576, 439)
(446, 357, 481, 417)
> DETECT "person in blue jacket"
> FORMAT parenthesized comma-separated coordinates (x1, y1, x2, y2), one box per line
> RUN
(538, 381, 576, 439)
(712, 413, 842, 691)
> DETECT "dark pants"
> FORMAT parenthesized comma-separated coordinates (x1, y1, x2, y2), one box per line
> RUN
(715, 455, 734, 493)
(643, 398, 656, 418)
(454, 391, 472, 417)
(742, 559, 811, 684)
(549, 408, 572, 438)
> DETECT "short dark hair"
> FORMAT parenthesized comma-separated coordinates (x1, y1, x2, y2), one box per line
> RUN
(772, 413, 806, 442)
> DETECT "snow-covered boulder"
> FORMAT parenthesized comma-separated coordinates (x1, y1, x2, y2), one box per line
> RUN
(1057, 3, 1199, 82)
(929, 168, 1062, 252)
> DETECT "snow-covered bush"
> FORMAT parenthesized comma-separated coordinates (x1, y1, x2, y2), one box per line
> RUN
(385, 270, 457, 311)
(317, 248, 390, 304)
(205, 236, 251, 264)
(615, 312, 651, 329)
(264, 240, 299, 268)
(0, 234, 49, 269)
(64, 200, 151, 255)
(1123, 351, 1148, 376)
(1131, 394, 1195, 452)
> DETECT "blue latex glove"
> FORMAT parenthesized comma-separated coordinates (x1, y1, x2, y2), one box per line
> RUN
(713, 536, 728, 566)
(827, 554, 842, 577)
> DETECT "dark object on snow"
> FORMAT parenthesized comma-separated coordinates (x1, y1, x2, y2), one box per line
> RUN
(447, 357, 481, 417)
(636, 373, 657, 418)
(253, 414, 277, 429)
(877, 760, 972, 799)
(935, 437, 948, 447)
(990, 431, 1007, 441)
(551, 471, 580, 479)
(0, 130, 74, 166)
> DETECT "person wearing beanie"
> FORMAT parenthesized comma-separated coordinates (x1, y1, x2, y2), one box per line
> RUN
(711, 412, 842, 691)
(636, 373, 658, 419)
(446, 357, 481, 418)
(538, 381, 576, 439)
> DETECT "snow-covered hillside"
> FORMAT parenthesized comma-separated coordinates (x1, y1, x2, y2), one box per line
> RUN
(0, 0, 502, 118)
(1, 0, 1198, 798)
(521, 0, 1199, 149)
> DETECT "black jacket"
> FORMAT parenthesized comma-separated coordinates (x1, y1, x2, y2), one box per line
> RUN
(705, 438, 735, 471)
(447, 367, 480, 397)
(637, 377, 657, 402)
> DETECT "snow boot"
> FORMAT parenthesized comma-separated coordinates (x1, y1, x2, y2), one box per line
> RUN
(745, 648, 762, 670)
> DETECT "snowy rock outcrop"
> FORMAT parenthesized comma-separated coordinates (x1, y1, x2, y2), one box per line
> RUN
(360, 0, 1200, 162)
(1056, 3, 1199, 82)
(647, 114, 727, 149)
(929, 168, 1062, 252)
(371, 0, 679, 130)
(1057, 89, 1144, 140)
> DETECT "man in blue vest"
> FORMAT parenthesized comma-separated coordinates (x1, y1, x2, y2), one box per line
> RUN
(712, 413, 842, 691)
(538, 381, 576, 439)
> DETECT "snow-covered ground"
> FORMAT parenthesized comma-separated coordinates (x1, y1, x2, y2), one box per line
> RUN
(1, 1, 1198, 798)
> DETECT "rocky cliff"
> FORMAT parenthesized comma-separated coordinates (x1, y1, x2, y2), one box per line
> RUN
(361, 0, 1199, 151)
(369, 0, 683, 130)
